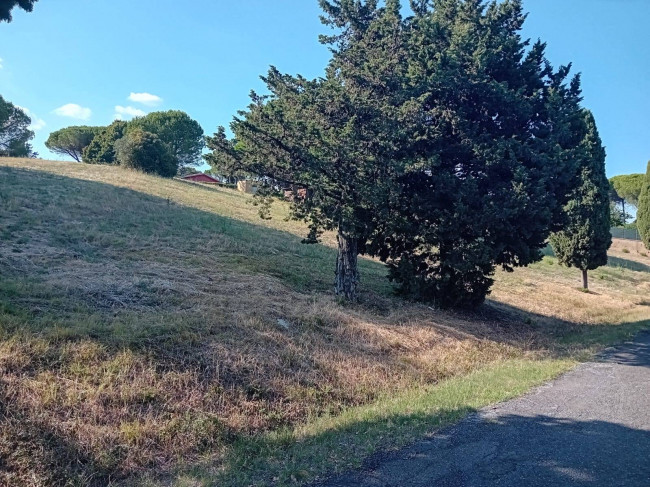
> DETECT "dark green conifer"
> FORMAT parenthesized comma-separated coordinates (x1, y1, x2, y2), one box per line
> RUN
(82, 121, 128, 164)
(379, 0, 586, 307)
(636, 162, 650, 249)
(550, 110, 611, 290)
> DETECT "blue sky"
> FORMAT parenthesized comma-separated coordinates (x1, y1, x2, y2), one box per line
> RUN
(1, 0, 648, 177)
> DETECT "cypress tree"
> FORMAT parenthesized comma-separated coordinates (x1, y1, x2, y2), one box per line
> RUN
(205, 1, 409, 301)
(549, 110, 611, 290)
(206, 0, 596, 307)
(636, 162, 650, 249)
(376, 0, 586, 307)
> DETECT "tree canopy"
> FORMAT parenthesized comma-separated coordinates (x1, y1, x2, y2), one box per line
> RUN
(609, 173, 643, 225)
(128, 111, 204, 168)
(207, 0, 589, 306)
(373, 0, 585, 307)
(45, 126, 100, 162)
(82, 120, 128, 164)
(115, 129, 177, 177)
(206, 0, 409, 300)
(0, 95, 34, 157)
(550, 110, 611, 290)
(610, 174, 644, 207)
(0, 0, 38, 22)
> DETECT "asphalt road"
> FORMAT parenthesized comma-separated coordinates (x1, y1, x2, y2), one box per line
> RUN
(320, 332, 650, 487)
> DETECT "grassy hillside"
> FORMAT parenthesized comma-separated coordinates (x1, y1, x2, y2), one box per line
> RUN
(1, 157, 649, 486)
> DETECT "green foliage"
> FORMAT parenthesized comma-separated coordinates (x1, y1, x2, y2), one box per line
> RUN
(128, 110, 204, 168)
(206, 0, 592, 308)
(636, 161, 650, 249)
(0, 95, 34, 157)
(0, 0, 37, 22)
(206, 1, 408, 300)
(549, 110, 611, 287)
(114, 129, 177, 177)
(378, 0, 586, 308)
(177, 166, 199, 176)
(609, 173, 643, 225)
(610, 173, 644, 207)
(45, 126, 101, 162)
(82, 121, 127, 164)
(609, 200, 627, 227)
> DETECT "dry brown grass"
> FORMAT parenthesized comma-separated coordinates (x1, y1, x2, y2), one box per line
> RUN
(0, 157, 648, 486)
(609, 237, 650, 262)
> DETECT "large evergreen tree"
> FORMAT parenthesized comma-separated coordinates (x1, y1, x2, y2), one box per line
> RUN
(375, 0, 586, 307)
(549, 110, 611, 290)
(609, 173, 644, 225)
(206, 0, 591, 307)
(636, 162, 650, 249)
(206, 1, 409, 301)
(128, 111, 204, 168)
(114, 129, 177, 178)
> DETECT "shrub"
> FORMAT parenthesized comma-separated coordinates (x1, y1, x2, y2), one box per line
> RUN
(115, 129, 177, 178)
(82, 121, 127, 164)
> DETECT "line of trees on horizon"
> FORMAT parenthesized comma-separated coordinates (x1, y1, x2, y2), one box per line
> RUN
(44, 110, 205, 177)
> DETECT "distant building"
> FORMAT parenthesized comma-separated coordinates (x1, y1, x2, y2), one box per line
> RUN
(237, 180, 258, 194)
(181, 173, 220, 184)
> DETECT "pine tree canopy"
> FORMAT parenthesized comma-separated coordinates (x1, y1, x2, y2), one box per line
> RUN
(610, 174, 644, 207)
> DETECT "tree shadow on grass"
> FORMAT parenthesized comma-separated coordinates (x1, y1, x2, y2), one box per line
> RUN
(607, 256, 650, 273)
(543, 244, 650, 273)
(484, 300, 650, 360)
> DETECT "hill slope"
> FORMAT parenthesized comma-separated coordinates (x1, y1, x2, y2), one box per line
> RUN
(1, 157, 649, 486)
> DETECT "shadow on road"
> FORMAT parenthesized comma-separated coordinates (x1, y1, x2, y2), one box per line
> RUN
(601, 331, 650, 368)
(321, 414, 650, 486)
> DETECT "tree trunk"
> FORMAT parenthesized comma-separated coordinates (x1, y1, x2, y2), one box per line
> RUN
(335, 227, 359, 301)
(582, 269, 588, 290)
(622, 199, 626, 224)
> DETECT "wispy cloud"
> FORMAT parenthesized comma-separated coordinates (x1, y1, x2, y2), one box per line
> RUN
(0, 57, 3, 69)
(128, 92, 162, 107)
(17, 106, 46, 131)
(114, 105, 146, 120)
(53, 103, 92, 120)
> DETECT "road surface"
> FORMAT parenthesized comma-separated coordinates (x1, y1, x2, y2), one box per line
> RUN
(320, 332, 650, 487)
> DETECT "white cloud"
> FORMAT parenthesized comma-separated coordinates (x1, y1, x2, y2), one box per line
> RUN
(0, 57, 3, 69)
(114, 105, 146, 120)
(53, 103, 92, 120)
(128, 92, 162, 106)
(17, 106, 46, 131)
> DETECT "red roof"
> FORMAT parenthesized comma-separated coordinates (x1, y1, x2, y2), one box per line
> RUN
(181, 173, 220, 183)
